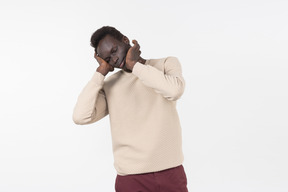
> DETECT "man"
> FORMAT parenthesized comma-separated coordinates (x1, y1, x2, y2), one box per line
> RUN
(72, 26, 188, 192)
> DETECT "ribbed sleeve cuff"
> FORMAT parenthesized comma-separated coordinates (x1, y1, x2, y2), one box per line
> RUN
(132, 62, 145, 77)
(90, 71, 105, 86)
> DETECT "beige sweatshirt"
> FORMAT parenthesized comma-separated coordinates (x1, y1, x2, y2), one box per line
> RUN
(72, 57, 185, 175)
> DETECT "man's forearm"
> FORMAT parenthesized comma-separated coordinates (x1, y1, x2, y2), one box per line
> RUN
(132, 58, 185, 101)
(72, 72, 108, 125)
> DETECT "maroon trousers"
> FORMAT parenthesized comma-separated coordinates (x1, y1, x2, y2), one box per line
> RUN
(115, 165, 188, 192)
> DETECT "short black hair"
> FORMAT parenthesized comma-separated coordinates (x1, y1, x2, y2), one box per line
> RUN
(90, 26, 124, 53)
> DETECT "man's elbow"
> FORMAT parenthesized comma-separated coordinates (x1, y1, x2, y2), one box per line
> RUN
(166, 87, 185, 101)
(169, 77, 185, 101)
(72, 111, 104, 125)
(72, 112, 90, 125)
(72, 115, 84, 125)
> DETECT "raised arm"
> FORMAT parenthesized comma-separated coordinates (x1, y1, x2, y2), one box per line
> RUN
(72, 54, 114, 125)
(72, 72, 109, 125)
(132, 57, 185, 101)
(124, 40, 185, 101)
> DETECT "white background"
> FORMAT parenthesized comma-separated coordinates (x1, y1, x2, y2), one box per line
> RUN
(0, 0, 287, 191)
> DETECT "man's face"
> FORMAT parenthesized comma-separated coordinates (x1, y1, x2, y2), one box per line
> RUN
(96, 35, 131, 71)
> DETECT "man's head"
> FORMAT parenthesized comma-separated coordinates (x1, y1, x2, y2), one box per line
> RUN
(90, 26, 131, 70)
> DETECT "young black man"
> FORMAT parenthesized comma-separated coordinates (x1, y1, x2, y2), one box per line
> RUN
(73, 26, 188, 192)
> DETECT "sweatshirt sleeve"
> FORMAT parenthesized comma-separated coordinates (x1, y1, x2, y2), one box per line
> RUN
(132, 57, 185, 101)
(72, 71, 109, 125)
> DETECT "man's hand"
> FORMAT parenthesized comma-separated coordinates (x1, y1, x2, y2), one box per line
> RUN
(125, 40, 141, 70)
(94, 53, 114, 76)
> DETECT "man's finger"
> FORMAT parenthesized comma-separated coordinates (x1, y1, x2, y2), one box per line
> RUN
(132, 40, 140, 51)
(132, 39, 138, 45)
(132, 40, 140, 48)
(95, 55, 101, 63)
(95, 55, 106, 65)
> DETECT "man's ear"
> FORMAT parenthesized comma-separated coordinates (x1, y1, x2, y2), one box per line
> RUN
(122, 36, 130, 45)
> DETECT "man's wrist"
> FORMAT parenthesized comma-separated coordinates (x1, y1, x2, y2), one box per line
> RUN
(96, 67, 108, 76)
